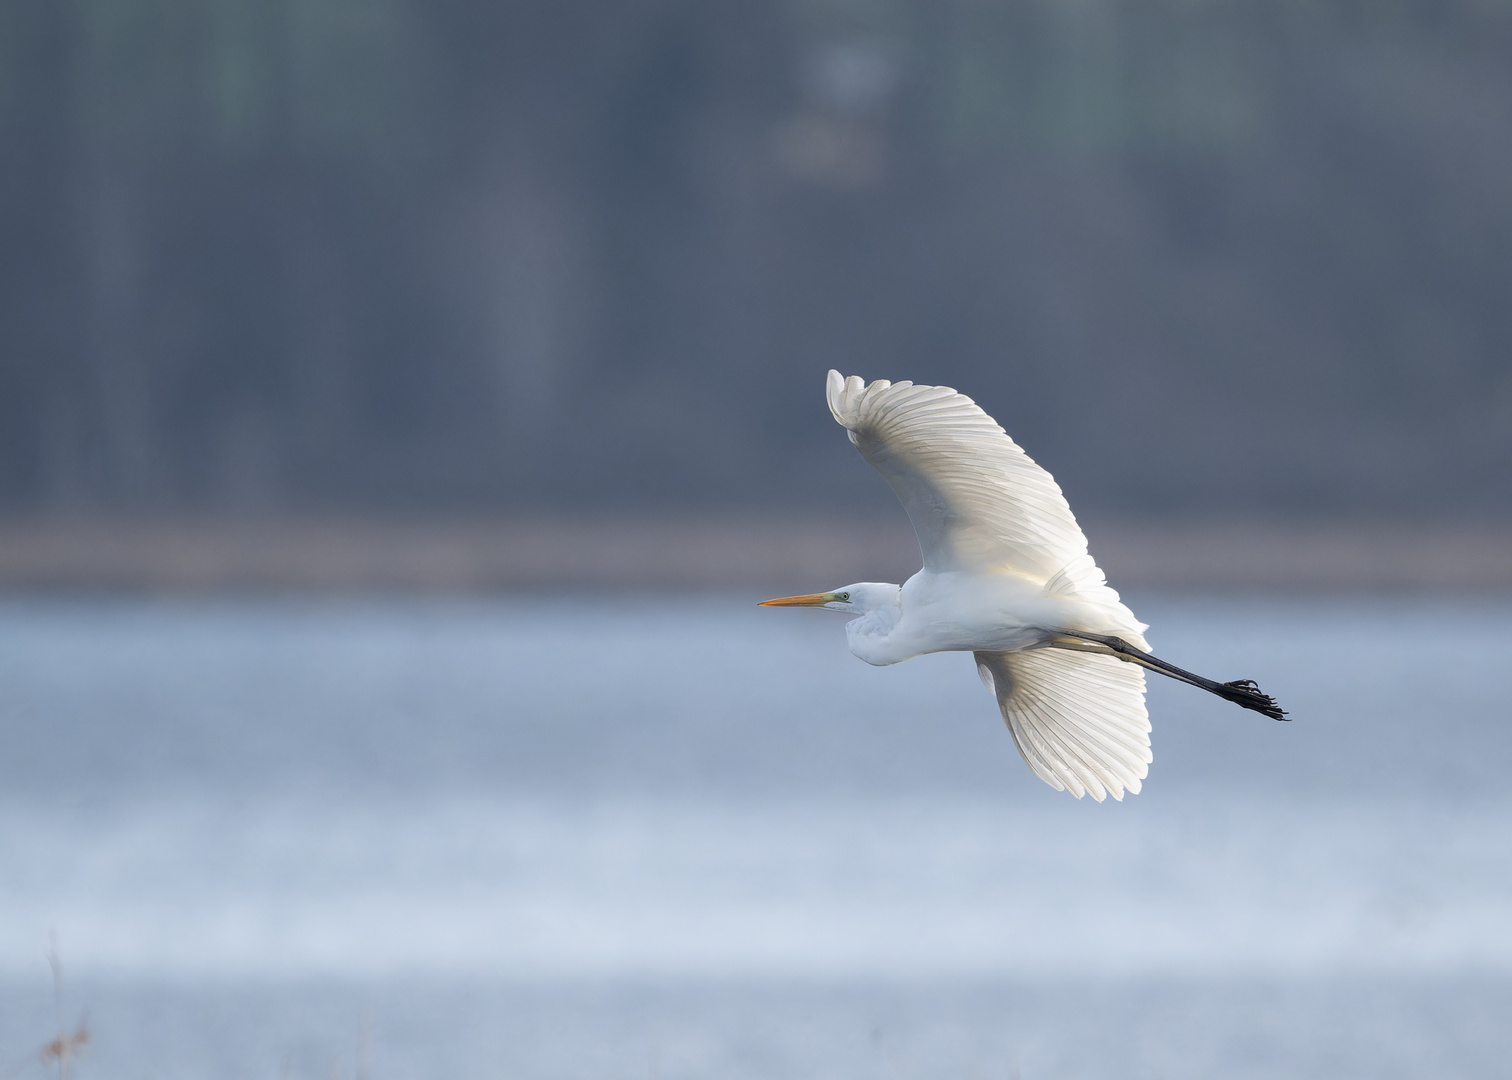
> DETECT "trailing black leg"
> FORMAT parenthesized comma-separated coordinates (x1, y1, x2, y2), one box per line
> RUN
(1055, 631, 1289, 721)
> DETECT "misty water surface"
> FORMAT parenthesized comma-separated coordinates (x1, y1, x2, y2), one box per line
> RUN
(0, 595, 1507, 1079)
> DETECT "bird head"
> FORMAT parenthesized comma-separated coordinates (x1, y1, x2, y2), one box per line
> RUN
(758, 582, 899, 614)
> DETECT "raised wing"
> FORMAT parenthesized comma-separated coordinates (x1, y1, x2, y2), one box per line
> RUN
(826, 371, 1092, 581)
(975, 648, 1151, 802)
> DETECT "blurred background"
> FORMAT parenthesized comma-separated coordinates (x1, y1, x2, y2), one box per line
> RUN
(3, 0, 1512, 581)
(1, 1, 1511, 1077)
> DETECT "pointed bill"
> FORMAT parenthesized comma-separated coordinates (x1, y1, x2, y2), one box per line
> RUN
(757, 592, 835, 607)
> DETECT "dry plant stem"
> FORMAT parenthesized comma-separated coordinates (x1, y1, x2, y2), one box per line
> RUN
(41, 932, 88, 1080)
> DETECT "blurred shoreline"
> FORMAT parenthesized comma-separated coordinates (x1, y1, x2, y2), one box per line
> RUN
(0, 516, 1507, 594)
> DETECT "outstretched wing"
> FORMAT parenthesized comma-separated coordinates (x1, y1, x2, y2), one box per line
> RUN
(825, 371, 1096, 583)
(974, 648, 1151, 802)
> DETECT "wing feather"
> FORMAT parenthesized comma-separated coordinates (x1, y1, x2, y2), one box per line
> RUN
(974, 648, 1151, 802)
(826, 371, 1104, 585)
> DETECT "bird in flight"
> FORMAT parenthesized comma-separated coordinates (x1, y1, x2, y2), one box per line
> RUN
(761, 371, 1286, 801)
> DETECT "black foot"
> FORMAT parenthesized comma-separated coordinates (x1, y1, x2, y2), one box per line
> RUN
(1217, 679, 1289, 721)
(1061, 631, 1291, 722)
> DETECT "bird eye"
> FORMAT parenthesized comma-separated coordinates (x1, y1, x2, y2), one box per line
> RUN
(838, 592, 850, 601)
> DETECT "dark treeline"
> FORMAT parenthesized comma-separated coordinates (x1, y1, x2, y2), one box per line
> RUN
(2, 0, 1510, 519)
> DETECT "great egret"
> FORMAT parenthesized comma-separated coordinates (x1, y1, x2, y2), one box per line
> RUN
(761, 371, 1286, 802)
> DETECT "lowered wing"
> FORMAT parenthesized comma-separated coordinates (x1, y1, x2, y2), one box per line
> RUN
(975, 647, 1151, 801)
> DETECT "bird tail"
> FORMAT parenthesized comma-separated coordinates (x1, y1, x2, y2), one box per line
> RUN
(1043, 554, 1150, 650)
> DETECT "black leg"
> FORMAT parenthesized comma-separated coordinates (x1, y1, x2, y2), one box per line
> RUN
(1057, 631, 1289, 721)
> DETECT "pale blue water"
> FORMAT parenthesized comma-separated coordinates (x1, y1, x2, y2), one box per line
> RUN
(0, 595, 1508, 1078)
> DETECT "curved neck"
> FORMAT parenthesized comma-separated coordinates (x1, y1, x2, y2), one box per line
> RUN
(843, 584, 905, 665)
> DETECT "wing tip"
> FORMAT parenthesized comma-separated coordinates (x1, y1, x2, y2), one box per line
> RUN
(825, 369, 853, 427)
(1066, 773, 1143, 802)
(826, 371, 907, 429)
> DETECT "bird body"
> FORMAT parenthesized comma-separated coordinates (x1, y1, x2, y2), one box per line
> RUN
(761, 371, 1286, 802)
(832, 570, 1142, 667)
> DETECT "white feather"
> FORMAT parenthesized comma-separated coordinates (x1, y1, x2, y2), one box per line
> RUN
(826, 371, 1145, 644)
(974, 648, 1151, 802)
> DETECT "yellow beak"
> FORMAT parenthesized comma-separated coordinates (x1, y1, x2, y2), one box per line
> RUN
(758, 592, 834, 607)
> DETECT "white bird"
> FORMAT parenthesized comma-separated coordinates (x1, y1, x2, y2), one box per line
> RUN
(761, 371, 1286, 802)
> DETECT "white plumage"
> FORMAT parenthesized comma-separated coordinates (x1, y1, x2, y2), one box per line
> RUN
(824, 370, 1147, 647)
(976, 648, 1149, 802)
(762, 371, 1286, 802)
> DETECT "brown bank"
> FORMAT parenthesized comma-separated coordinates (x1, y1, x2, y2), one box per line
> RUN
(0, 516, 1508, 595)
